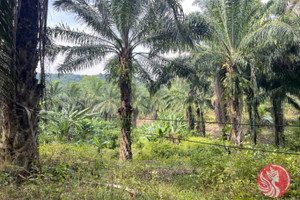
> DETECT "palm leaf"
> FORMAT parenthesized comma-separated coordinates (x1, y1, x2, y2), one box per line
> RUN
(0, 0, 14, 101)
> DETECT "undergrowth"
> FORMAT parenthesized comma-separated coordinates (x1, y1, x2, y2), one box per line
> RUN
(0, 139, 299, 200)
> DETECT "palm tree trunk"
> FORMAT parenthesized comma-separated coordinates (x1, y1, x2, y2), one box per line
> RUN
(196, 103, 206, 137)
(272, 98, 285, 147)
(196, 106, 201, 134)
(214, 69, 228, 136)
(226, 63, 243, 145)
(200, 111, 206, 137)
(1, 101, 18, 167)
(4, 102, 42, 170)
(228, 90, 243, 145)
(249, 65, 258, 145)
(186, 105, 194, 131)
(153, 109, 158, 120)
(247, 94, 257, 145)
(1, 0, 43, 171)
(132, 107, 138, 129)
(118, 56, 133, 161)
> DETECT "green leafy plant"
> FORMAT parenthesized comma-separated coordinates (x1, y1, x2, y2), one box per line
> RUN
(40, 105, 98, 141)
(93, 137, 109, 153)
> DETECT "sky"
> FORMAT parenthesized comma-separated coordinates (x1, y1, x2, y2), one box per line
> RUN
(46, 0, 270, 75)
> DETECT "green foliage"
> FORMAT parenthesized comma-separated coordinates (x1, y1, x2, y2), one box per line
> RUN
(40, 105, 98, 141)
(48, 0, 194, 161)
(221, 124, 232, 140)
(137, 141, 186, 160)
(93, 137, 109, 153)
(156, 122, 170, 138)
(40, 77, 122, 146)
(2, 141, 299, 199)
(286, 118, 300, 151)
(40, 109, 121, 149)
(2, 0, 300, 199)
(138, 112, 187, 142)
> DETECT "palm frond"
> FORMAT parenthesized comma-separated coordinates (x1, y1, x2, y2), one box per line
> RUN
(110, 0, 149, 41)
(57, 45, 113, 72)
(53, 0, 119, 41)
(48, 24, 116, 47)
(0, 0, 15, 101)
(287, 95, 300, 111)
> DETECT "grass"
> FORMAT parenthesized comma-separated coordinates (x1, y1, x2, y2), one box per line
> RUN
(0, 137, 299, 200)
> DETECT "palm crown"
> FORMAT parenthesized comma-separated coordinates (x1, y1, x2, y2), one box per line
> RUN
(49, 0, 188, 77)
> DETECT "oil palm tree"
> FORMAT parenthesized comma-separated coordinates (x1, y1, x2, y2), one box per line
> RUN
(162, 80, 195, 130)
(47, 80, 64, 97)
(0, 0, 48, 170)
(190, 74, 213, 137)
(257, 12, 300, 146)
(245, 0, 300, 146)
(76, 76, 104, 110)
(44, 80, 64, 109)
(190, 0, 296, 145)
(93, 83, 119, 120)
(41, 105, 98, 140)
(149, 56, 202, 132)
(49, 0, 188, 161)
(163, 80, 189, 114)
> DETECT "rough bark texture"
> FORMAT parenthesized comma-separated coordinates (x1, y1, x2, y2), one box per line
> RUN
(153, 109, 158, 120)
(228, 87, 243, 145)
(132, 107, 138, 129)
(186, 105, 194, 131)
(200, 111, 206, 137)
(196, 105, 205, 137)
(214, 69, 229, 136)
(1, 0, 42, 171)
(196, 106, 201, 134)
(118, 53, 133, 161)
(249, 65, 258, 145)
(226, 62, 243, 145)
(247, 96, 258, 145)
(272, 98, 285, 147)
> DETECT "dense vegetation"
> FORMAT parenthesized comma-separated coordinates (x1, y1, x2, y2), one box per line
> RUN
(39, 75, 300, 150)
(0, 0, 300, 199)
(0, 141, 299, 199)
(29, 76, 300, 199)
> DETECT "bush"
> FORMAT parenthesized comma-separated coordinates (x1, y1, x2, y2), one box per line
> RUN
(137, 141, 185, 160)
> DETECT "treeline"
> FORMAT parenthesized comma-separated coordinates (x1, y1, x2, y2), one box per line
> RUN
(37, 73, 107, 83)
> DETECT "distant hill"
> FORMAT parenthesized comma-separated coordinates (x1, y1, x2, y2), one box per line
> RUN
(37, 73, 106, 83)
